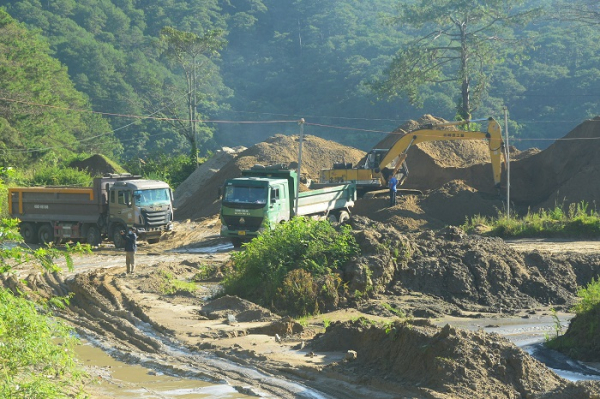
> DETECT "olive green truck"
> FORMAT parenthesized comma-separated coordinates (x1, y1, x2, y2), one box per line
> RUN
(8, 174, 174, 247)
(220, 165, 356, 247)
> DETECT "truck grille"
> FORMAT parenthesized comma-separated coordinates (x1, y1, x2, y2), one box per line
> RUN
(223, 215, 264, 230)
(142, 209, 169, 227)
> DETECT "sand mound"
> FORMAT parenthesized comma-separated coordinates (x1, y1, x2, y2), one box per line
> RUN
(174, 147, 246, 208)
(352, 180, 503, 231)
(311, 319, 599, 398)
(507, 116, 600, 208)
(69, 154, 127, 177)
(175, 134, 365, 220)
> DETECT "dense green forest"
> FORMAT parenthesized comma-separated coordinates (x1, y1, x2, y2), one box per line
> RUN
(0, 0, 598, 170)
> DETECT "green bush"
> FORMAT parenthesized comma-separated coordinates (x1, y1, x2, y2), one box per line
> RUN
(0, 289, 85, 398)
(572, 277, 600, 315)
(222, 217, 359, 316)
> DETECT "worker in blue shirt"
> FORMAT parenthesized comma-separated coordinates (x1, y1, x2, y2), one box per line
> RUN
(389, 175, 398, 207)
(121, 227, 138, 274)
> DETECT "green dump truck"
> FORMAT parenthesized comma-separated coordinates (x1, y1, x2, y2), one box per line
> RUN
(220, 165, 356, 247)
(9, 174, 174, 247)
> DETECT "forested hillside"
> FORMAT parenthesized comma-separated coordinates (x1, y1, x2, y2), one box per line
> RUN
(0, 0, 599, 168)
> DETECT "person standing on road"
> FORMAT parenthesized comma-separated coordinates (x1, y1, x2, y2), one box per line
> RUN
(121, 227, 137, 274)
(388, 175, 398, 207)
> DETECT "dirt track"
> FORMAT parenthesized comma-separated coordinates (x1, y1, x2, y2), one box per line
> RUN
(4, 219, 600, 398)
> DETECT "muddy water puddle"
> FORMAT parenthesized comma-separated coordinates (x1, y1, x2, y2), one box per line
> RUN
(76, 341, 252, 398)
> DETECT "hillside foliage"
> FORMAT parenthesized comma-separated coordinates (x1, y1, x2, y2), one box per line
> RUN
(0, 0, 599, 169)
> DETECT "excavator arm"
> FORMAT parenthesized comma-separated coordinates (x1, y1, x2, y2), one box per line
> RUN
(378, 117, 505, 189)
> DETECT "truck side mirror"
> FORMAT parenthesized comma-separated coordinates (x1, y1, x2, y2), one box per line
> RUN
(217, 187, 222, 198)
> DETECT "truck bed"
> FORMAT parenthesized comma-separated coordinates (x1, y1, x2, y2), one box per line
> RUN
(296, 184, 355, 216)
(9, 187, 103, 223)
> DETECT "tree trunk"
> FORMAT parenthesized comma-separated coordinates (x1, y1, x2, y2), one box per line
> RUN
(459, 25, 471, 120)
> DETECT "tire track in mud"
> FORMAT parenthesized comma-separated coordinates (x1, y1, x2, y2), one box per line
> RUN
(4, 267, 361, 399)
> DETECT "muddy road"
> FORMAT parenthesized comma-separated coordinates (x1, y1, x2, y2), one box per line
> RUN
(5, 220, 600, 398)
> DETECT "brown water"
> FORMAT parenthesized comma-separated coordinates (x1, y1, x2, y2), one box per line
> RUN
(76, 342, 251, 398)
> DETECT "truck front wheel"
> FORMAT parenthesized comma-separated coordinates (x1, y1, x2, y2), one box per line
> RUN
(86, 226, 101, 246)
(38, 224, 54, 245)
(20, 223, 38, 244)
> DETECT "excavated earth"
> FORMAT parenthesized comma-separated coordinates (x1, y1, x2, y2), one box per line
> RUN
(4, 216, 600, 398)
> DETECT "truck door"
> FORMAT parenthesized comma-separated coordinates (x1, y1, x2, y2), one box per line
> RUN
(111, 189, 134, 226)
(269, 184, 287, 223)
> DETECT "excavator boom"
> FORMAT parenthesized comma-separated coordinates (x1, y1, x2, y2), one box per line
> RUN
(317, 117, 506, 194)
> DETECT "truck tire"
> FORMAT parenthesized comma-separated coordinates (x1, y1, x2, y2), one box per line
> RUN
(38, 224, 54, 245)
(338, 211, 350, 223)
(112, 225, 126, 249)
(86, 226, 101, 246)
(327, 214, 338, 223)
(147, 238, 160, 244)
(20, 223, 38, 244)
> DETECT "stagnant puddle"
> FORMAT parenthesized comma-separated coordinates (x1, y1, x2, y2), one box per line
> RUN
(76, 341, 253, 398)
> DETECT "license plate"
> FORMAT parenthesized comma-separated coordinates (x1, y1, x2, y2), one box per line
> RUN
(238, 231, 246, 236)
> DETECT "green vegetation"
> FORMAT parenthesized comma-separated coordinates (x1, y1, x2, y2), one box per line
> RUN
(546, 278, 600, 360)
(572, 278, 600, 315)
(0, 289, 84, 398)
(158, 270, 197, 296)
(123, 153, 197, 190)
(0, 203, 91, 397)
(462, 202, 600, 238)
(223, 217, 359, 316)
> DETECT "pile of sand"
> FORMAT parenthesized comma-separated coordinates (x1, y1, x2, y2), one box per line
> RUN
(174, 134, 365, 220)
(174, 147, 246, 208)
(507, 116, 600, 208)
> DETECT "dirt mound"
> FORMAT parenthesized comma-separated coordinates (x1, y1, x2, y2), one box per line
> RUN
(351, 180, 503, 231)
(311, 318, 599, 398)
(69, 154, 127, 177)
(506, 116, 600, 208)
(200, 295, 275, 322)
(420, 180, 504, 225)
(175, 134, 365, 220)
(549, 303, 600, 362)
(174, 147, 246, 208)
(344, 217, 600, 313)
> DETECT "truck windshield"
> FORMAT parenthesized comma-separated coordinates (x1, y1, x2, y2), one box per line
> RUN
(134, 189, 170, 206)
(224, 185, 267, 204)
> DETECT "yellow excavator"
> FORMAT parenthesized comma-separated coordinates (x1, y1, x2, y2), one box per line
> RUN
(317, 117, 506, 196)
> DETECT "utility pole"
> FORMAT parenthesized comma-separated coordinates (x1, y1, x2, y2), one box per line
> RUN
(295, 118, 305, 217)
(503, 106, 510, 218)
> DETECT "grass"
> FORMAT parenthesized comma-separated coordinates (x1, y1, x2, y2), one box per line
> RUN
(545, 278, 600, 358)
(158, 270, 197, 295)
(462, 201, 600, 238)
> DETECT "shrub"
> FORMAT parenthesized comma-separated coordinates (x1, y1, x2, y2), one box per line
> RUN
(572, 277, 600, 315)
(222, 217, 359, 315)
(0, 289, 85, 398)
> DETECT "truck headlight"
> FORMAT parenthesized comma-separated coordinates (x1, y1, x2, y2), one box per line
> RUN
(221, 225, 228, 233)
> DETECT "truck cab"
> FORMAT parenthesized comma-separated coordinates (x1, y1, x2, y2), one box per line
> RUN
(107, 179, 174, 245)
(220, 177, 290, 243)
